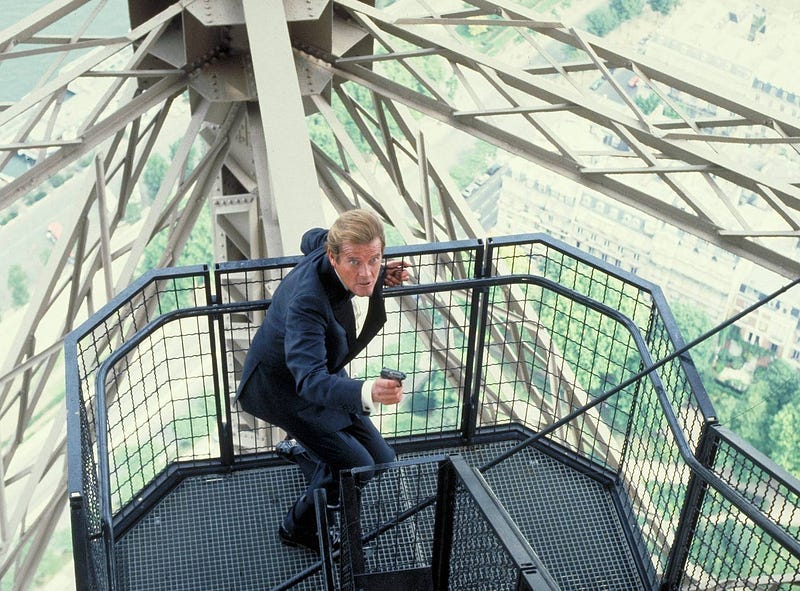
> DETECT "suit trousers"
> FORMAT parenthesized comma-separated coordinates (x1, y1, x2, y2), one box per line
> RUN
(282, 414, 395, 535)
(237, 367, 396, 536)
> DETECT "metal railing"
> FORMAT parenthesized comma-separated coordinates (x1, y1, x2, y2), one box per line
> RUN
(334, 455, 561, 591)
(65, 234, 800, 590)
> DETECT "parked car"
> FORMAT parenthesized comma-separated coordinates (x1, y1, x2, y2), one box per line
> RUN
(461, 182, 478, 197)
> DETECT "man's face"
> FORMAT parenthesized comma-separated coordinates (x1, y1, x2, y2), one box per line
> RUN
(329, 238, 383, 297)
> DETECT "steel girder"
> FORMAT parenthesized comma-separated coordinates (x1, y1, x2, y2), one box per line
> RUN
(313, 0, 799, 278)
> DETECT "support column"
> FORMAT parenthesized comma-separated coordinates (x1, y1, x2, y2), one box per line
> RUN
(242, 0, 325, 254)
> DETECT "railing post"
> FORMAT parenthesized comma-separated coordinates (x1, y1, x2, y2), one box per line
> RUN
(461, 286, 488, 443)
(339, 470, 366, 590)
(208, 289, 234, 467)
(69, 492, 94, 591)
(213, 264, 235, 466)
(461, 241, 488, 443)
(431, 458, 456, 589)
(660, 421, 719, 590)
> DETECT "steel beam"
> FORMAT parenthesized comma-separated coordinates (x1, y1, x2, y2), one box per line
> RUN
(242, 0, 325, 253)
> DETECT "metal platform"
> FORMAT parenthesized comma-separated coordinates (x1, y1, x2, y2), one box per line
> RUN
(113, 441, 644, 591)
(67, 238, 800, 590)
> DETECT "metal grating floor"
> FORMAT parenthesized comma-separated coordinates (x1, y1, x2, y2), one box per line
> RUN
(480, 444, 645, 590)
(114, 441, 647, 590)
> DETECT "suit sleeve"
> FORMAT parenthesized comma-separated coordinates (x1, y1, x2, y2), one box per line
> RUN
(283, 291, 365, 413)
(300, 228, 328, 255)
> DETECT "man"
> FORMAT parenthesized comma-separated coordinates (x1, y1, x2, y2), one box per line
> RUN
(236, 209, 410, 553)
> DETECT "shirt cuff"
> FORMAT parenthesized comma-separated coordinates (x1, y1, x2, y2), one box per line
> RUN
(361, 380, 376, 414)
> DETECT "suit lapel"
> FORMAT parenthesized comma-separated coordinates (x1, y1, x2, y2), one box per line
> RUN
(332, 297, 357, 348)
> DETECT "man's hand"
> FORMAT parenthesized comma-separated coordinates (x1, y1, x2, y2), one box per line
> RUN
(384, 260, 411, 287)
(371, 378, 404, 406)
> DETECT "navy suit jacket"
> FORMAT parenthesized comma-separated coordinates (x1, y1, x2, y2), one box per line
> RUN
(236, 228, 387, 434)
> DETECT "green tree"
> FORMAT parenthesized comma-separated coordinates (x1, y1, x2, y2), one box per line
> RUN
(169, 140, 201, 176)
(727, 360, 800, 458)
(755, 359, 800, 412)
(138, 203, 214, 275)
(610, 0, 645, 20)
(50, 173, 66, 188)
(8, 264, 29, 308)
(140, 227, 169, 274)
(142, 153, 168, 201)
(123, 197, 143, 224)
(635, 93, 661, 115)
(0, 206, 18, 225)
(728, 380, 771, 453)
(307, 111, 339, 158)
(669, 300, 718, 375)
(770, 403, 800, 474)
(648, 0, 680, 16)
(177, 202, 214, 267)
(23, 190, 46, 206)
(449, 140, 497, 189)
(586, 7, 621, 36)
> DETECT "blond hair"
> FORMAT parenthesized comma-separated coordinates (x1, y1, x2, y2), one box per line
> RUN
(327, 209, 385, 258)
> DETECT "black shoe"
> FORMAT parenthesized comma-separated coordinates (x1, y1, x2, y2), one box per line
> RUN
(278, 525, 341, 554)
(278, 525, 319, 552)
(275, 439, 303, 463)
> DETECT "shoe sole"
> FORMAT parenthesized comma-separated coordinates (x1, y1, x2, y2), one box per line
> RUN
(279, 533, 319, 553)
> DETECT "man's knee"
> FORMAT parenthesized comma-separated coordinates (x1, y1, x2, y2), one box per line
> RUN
(357, 448, 396, 485)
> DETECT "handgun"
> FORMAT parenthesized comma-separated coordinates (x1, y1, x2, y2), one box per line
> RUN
(380, 368, 406, 382)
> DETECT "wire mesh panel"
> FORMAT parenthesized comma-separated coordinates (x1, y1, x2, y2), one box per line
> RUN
(113, 466, 331, 591)
(616, 305, 715, 576)
(487, 237, 656, 331)
(446, 459, 563, 591)
(447, 487, 524, 590)
(477, 277, 639, 466)
(339, 457, 441, 591)
(214, 257, 299, 456)
(66, 268, 211, 590)
(481, 237, 657, 464)
(675, 427, 800, 589)
(215, 240, 483, 456)
(352, 284, 476, 443)
(102, 314, 221, 512)
(483, 236, 720, 578)
(351, 242, 482, 443)
(339, 455, 560, 591)
(480, 443, 646, 589)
